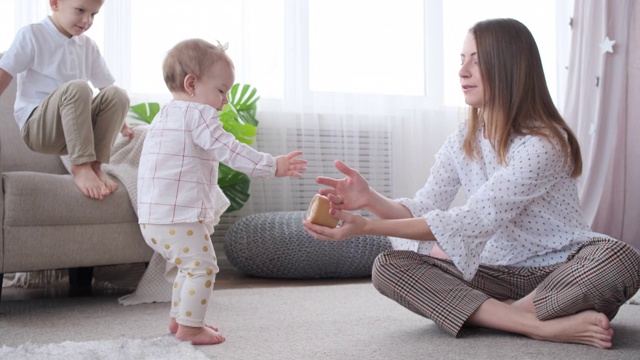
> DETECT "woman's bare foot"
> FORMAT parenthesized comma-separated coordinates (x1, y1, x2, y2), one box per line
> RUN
(71, 163, 110, 200)
(91, 162, 118, 193)
(530, 310, 613, 349)
(510, 291, 612, 348)
(169, 318, 218, 333)
(468, 297, 614, 349)
(175, 324, 225, 345)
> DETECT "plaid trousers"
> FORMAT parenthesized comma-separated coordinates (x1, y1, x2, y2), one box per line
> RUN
(371, 237, 640, 337)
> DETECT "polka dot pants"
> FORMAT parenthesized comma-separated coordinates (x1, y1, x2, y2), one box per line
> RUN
(140, 223, 219, 327)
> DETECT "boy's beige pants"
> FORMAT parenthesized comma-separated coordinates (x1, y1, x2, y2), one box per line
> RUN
(21, 80, 129, 165)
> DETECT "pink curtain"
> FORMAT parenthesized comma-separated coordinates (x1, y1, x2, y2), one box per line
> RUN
(564, 0, 639, 250)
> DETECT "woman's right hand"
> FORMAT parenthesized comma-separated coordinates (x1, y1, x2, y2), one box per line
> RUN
(316, 160, 371, 212)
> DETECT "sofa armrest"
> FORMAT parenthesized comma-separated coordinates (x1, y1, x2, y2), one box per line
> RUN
(0, 175, 4, 272)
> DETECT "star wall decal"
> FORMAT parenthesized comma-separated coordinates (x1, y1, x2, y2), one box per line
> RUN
(600, 37, 616, 54)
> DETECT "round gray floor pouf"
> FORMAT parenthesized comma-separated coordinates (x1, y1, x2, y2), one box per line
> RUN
(224, 211, 392, 279)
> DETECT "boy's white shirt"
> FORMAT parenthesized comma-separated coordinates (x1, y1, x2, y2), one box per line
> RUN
(0, 17, 114, 130)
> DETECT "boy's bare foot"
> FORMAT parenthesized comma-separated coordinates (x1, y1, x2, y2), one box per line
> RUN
(175, 324, 225, 345)
(91, 162, 118, 193)
(71, 163, 110, 200)
(169, 318, 218, 333)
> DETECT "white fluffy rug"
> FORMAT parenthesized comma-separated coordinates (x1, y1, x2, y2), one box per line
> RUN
(0, 336, 209, 360)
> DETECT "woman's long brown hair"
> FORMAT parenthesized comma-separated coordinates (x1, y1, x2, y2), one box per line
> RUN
(463, 18, 582, 177)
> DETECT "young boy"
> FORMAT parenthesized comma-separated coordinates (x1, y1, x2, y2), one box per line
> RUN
(0, 0, 132, 200)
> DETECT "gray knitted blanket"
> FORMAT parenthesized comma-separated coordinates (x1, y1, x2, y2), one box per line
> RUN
(60, 125, 173, 305)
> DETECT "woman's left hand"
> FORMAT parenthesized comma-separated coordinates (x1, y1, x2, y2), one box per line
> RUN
(302, 208, 368, 241)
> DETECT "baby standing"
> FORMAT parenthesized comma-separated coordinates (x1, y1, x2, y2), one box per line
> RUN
(137, 38, 307, 345)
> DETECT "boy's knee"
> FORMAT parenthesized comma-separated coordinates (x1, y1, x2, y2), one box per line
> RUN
(100, 85, 130, 106)
(60, 80, 93, 100)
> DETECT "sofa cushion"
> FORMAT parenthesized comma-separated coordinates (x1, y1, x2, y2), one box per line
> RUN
(2, 171, 136, 226)
(224, 211, 392, 279)
(1, 171, 153, 273)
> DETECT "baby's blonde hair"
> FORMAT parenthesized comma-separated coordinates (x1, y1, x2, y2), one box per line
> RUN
(162, 38, 233, 93)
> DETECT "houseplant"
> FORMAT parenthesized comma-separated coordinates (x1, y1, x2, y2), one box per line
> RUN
(128, 83, 261, 213)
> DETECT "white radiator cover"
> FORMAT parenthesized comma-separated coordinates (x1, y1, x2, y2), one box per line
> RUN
(211, 125, 393, 250)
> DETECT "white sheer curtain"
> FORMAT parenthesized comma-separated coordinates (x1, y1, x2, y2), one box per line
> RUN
(563, 0, 639, 250)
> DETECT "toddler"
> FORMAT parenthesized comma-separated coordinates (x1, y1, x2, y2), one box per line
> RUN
(137, 38, 307, 345)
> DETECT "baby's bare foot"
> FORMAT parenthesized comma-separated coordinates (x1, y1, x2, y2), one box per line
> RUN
(71, 163, 110, 200)
(169, 318, 218, 334)
(176, 324, 225, 345)
(91, 162, 118, 193)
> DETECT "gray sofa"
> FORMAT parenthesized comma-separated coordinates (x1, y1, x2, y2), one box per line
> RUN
(0, 57, 152, 298)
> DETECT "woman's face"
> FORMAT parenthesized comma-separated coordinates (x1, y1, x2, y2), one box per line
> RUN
(459, 33, 484, 109)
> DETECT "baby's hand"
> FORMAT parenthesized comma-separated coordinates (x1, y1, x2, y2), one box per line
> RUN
(275, 151, 307, 178)
(120, 122, 134, 139)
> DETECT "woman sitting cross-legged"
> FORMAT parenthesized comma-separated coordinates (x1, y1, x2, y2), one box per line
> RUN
(303, 18, 640, 349)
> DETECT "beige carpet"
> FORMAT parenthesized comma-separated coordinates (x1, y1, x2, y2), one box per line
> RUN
(1, 282, 639, 360)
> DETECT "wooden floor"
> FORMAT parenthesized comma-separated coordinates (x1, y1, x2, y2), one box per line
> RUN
(1, 266, 370, 302)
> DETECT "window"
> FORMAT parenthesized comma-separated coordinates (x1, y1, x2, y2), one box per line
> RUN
(442, 0, 561, 107)
(308, 0, 425, 96)
(0, 1, 16, 52)
(0, 0, 571, 110)
(126, 0, 285, 98)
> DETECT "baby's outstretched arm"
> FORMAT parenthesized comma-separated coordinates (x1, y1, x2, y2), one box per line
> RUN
(275, 151, 307, 177)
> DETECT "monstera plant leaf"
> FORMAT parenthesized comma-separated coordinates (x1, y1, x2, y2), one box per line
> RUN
(218, 83, 260, 144)
(217, 163, 251, 213)
(129, 83, 260, 213)
(128, 102, 160, 124)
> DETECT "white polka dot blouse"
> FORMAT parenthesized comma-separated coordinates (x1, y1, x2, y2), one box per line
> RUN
(392, 123, 611, 280)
